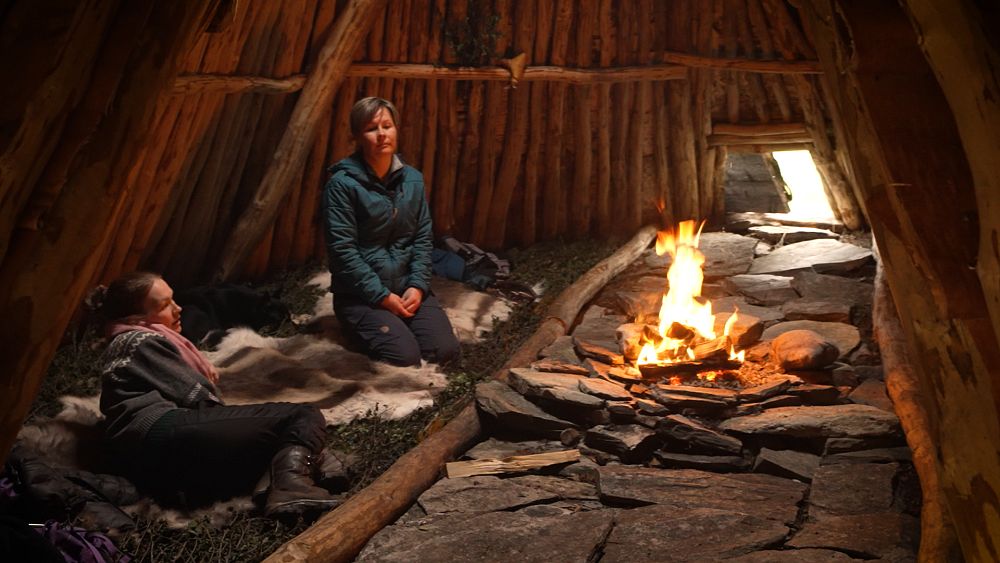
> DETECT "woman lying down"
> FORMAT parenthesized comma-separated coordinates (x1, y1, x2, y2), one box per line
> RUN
(86, 271, 337, 516)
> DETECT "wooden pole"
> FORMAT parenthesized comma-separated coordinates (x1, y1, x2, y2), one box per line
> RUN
(541, 0, 574, 240)
(520, 0, 554, 246)
(874, 264, 960, 562)
(570, 0, 596, 238)
(0, 0, 218, 467)
(796, 1, 1000, 558)
(485, 0, 535, 249)
(265, 225, 655, 563)
(214, 0, 387, 282)
(469, 0, 512, 246)
(594, 0, 614, 236)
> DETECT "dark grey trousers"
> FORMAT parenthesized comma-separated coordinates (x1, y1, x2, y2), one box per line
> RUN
(135, 402, 326, 504)
(334, 293, 461, 366)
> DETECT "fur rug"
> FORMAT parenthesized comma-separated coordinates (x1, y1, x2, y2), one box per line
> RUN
(14, 275, 513, 527)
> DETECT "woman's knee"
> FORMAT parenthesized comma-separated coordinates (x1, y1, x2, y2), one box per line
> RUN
(431, 334, 461, 365)
(376, 339, 422, 366)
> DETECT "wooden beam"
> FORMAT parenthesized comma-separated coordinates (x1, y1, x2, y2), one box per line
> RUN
(708, 132, 813, 146)
(711, 122, 808, 136)
(265, 225, 657, 563)
(169, 50, 823, 96)
(214, 0, 386, 282)
(725, 142, 814, 153)
(172, 73, 307, 95)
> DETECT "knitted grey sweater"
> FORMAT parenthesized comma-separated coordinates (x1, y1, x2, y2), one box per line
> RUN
(99, 330, 222, 455)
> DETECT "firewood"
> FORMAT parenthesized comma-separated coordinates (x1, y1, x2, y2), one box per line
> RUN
(445, 450, 581, 478)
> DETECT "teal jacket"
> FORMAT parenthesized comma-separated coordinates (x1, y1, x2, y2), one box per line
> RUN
(322, 153, 433, 305)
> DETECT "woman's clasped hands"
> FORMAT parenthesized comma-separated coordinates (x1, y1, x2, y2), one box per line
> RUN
(380, 287, 423, 318)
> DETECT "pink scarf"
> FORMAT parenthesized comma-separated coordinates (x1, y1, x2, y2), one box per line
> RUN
(108, 320, 219, 385)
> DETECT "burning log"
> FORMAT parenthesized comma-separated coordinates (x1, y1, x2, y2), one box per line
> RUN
(636, 335, 738, 379)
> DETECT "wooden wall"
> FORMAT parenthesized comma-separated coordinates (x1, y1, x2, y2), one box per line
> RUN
(81, 0, 849, 287)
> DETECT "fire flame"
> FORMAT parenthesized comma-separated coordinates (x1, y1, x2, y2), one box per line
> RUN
(636, 220, 744, 367)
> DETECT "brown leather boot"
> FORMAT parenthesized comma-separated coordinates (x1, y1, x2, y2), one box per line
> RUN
(264, 446, 340, 516)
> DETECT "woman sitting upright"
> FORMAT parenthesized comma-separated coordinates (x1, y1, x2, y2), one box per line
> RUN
(90, 272, 337, 515)
(323, 97, 460, 367)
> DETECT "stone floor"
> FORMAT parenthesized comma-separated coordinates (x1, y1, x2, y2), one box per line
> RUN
(356, 217, 919, 563)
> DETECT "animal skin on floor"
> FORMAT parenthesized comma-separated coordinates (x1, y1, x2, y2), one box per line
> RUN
(14, 275, 514, 527)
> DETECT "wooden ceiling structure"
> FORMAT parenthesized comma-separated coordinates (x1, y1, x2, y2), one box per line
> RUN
(1, 0, 998, 559)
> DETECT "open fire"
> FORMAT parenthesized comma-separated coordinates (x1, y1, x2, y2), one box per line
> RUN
(632, 221, 745, 380)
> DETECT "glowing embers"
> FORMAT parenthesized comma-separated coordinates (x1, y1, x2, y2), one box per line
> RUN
(633, 220, 745, 378)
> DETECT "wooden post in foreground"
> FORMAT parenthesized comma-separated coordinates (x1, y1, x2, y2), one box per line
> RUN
(873, 264, 959, 562)
(265, 225, 656, 563)
(0, 1, 218, 468)
(214, 0, 387, 282)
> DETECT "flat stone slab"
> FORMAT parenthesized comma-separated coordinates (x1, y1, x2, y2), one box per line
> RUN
(597, 466, 806, 524)
(476, 381, 576, 439)
(712, 296, 785, 323)
(572, 312, 628, 353)
(739, 377, 795, 403)
(584, 424, 660, 463)
(651, 390, 732, 411)
(792, 270, 874, 306)
(788, 512, 919, 560)
(753, 448, 821, 482)
(529, 359, 590, 375)
(655, 383, 739, 404)
(782, 299, 852, 323)
(824, 436, 907, 454)
(722, 274, 799, 306)
(537, 335, 580, 364)
(507, 368, 605, 410)
(823, 447, 912, 465)
(762, 320, 861, 359)
(463, 438, 566, 461)
(787, 384, 842, 405)
(584, 359, 642, 383)
(698, 232, 758, 279)
(602, 506, 790, 562)
(809, 463, 898, 516)
(357, 508, 615, 563)
(719, 405, 902, 440)
(417, 475, 560, 515)
(748, 225, 840, 245)
(726, 549, 857, 562)
(654, 451, 750, 472)
(748, 239, 873, 275)
(849, 379, 895, 412)
(573, 336, 625, 365)
(578, 377, 632, 401)
(656, 414, 744, 455)
(506, 475, 599, 501)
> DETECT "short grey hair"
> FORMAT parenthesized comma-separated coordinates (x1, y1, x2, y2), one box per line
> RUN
(349, 97, 399, 137)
